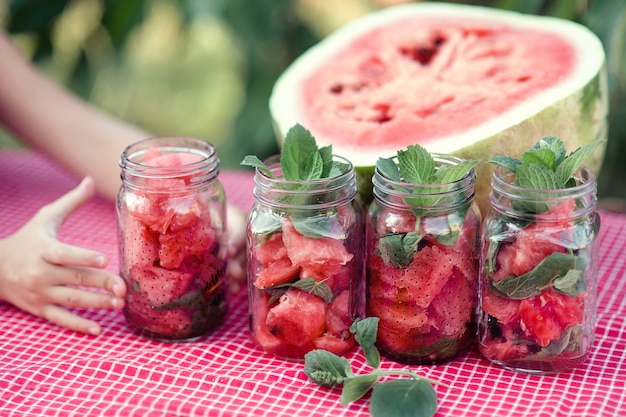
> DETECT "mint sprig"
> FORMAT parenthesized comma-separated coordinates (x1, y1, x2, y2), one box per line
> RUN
(377, 144, 479, 211)
(378, 144, 480, 191)
(376, 144, 479, 246)
(490, 251, 589, 299)
(303, 317, 441, 417)
(241, 124, 350, 238)
(489, 136, 604, 191)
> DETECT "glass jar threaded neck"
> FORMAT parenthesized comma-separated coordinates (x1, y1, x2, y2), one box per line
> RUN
(489, 165, 598, 221)
(119, 136, 219, 193)
(372, 153, 476, 213)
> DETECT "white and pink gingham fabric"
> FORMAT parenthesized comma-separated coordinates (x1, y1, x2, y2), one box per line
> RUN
(1, 150, 625, 417)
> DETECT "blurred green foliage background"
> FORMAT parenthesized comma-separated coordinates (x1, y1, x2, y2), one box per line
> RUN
(1, 0, 624, 207)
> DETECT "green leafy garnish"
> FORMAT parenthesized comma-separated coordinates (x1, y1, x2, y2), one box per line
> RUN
(377, 232, 424, 268)
(490, 252, 589, 299)
(242, 123, 348, 183)
(304, 317, 442, 417)
(241, 124, 350, 238)
(377, 144, 480, 210)
(375, 144, 479, 247)
(489, 136, 604, 205)
(266, 278, 334, 305)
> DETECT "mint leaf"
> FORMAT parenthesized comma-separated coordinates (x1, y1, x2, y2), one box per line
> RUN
(514, 164, 561, 190)
(281, 124, 320, 181)
(397, 145, 434, 183)
(240, 155, 274, 178)
(489, 136, 604, 194)
(370, 379, 437, 417)
(302, 151, 324, 181)
(303, 317, 440, 414)
(432, 160, 480, 185)
(521, 148, 556, 170)
(328, 161, 350, 178)
(377, 157, 401, 181)
(377, 232, 423, 268)
(341, 373, 381, 406)
(491, 252, 589, 299)
(319, 145, 334, 177)
(271, 278, 332, 304)
(350, 317, 381, 368)
(552, 269, 587, 297)
(555, 140, 604, 186)
(488, 155, 522, 172)
(291, 213, 334, 238)
(531, 136, 567, 166)
(304, 350, 353, 387)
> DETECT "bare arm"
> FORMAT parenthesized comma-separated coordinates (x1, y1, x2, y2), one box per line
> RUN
(0, 31, 150, 200)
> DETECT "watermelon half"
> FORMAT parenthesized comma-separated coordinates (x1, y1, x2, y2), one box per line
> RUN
(269, 3, 608, 211)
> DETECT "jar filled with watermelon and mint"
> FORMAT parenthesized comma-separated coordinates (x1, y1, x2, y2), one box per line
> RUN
(117, 137, 228, 342)
(242, 124, 365, 361)
(366, 145, 481, 365)
(478, 136, 602, 374)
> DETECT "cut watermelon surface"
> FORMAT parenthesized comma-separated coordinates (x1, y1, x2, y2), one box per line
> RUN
(270, 3, 607, 209)
(118, 148, 227, 341)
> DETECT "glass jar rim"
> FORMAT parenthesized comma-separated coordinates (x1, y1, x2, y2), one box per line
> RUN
(372, 153, 477, 211)
(119, 136, 219, 191)
(491, 165, 597, 200)
(489, 164, 598, 219)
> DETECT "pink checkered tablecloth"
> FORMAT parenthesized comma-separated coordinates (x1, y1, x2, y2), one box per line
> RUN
(1, 149, 625, 417)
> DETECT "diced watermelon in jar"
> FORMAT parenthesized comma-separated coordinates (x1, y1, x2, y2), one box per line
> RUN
(121, 215, 159, 275)
(265, 289, 327, 358)
(118, 139, 228, 341)
(366, 211, 479, 364)
(282, 218, 353, 281)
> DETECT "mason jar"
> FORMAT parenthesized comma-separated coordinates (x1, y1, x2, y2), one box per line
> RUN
(247, 155, 365, 361)
(478, 165, 600, 373)
(366, 154, 480, 365)
(117, 136, 228, 342)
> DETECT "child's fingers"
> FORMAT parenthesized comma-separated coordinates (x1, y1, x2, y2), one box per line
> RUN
(46, 285, 124, 311)
(40, 304, 104, 336)
(41, 263, 126, 298)
(42, 241, 109, 269)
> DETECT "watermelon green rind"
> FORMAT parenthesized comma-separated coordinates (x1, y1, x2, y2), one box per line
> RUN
(269, 3, 608, 210)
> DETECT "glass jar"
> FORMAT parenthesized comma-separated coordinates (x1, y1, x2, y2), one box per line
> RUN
(366, 154, 480, 365)
(117, 136, 228, 342)
(247, 155, 365, 361)
(478, 165, 600, 374)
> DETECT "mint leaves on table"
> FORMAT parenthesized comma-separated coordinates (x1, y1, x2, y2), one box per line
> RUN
(304, 317, 440, 417)
(488, 136, 604, 192)
(241, 124, 350, 238)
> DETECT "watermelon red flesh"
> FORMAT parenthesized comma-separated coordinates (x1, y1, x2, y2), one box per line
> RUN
(299, 20, 573, 151)
(270, 3, 607, 210)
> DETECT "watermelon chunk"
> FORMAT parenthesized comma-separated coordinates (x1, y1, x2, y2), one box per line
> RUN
(282, 219, 353, 281)
(265, 289, 327, 356)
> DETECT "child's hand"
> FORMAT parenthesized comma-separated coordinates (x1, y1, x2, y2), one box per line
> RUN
(0, 177, 126, 336)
